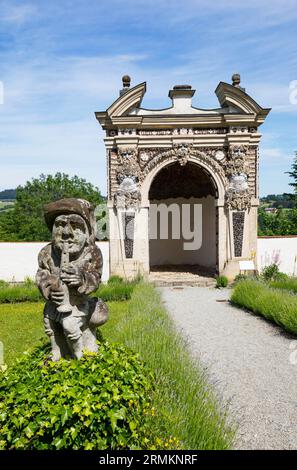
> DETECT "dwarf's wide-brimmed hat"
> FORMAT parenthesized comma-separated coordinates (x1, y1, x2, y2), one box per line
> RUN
(44, 198, 96, 235)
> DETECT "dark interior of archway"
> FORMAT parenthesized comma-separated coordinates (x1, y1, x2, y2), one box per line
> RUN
(149, 162, 216, 200)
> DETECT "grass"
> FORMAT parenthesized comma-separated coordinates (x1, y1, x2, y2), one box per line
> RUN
(0, 279, 136, 303)
(101, 282, 234, 450)
(0, 302, 44, 366)
(0, 284, 42, 303)
(231, 279, 297, 335)
(0, 301, 128, 367)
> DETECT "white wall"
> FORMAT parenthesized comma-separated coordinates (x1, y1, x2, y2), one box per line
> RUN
(257, 236, 297, 275)
(0, 242, 110, 283)
(1, 237, 297, 282)
(149, 196, 216, 268)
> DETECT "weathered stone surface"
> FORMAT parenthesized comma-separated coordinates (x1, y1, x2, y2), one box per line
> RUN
(36, 198, 108, 361)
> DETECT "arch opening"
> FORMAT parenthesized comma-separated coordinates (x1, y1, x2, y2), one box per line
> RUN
(148, 161, 218, 275)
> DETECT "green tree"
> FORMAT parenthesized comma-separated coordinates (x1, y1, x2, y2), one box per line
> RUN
(0, 173, 103, 241)
(286, 151, 297, 194)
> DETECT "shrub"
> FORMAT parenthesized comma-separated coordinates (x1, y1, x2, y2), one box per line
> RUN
(0, 341, 158, 450)
(261, 263, 280, 281)
(0, 280, 8, 288)
(233, 274, 248, 284)
(216, 275, 228, 288)
(231, 279, 297, 335)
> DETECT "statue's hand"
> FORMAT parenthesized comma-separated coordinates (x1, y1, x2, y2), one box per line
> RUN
(51, 285, 65, 306)
(61, 267, 83, 287)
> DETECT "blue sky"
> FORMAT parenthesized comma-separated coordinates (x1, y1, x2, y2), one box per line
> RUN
(0, 0, 296, 196)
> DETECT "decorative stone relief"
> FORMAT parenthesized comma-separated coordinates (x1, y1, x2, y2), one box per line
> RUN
(141, 144, 227, 184)
(116, 146, 142, 184)
(225, 189, 251, 211)
(122, 212, 135, 258)
(232, 211, 245, 257)
(224, 145, 249, 177)
(229, 126, 249, 133)
(224, 145, 251, 210)
(137, 128, 228, 136)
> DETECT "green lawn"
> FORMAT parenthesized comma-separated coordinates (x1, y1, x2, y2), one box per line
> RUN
(0, 302, 44, 366)
(0, 301, 129, 367)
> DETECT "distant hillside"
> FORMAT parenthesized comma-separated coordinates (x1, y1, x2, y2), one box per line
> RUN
(260, 193, 296, 209)
(0, 189, 16, 200)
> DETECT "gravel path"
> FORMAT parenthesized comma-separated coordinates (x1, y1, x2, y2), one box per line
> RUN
(160, 286, 297, 450)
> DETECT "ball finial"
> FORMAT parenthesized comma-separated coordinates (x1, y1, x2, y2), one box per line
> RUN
(122, 75, 131, 88)
(232, 73, 241, 87)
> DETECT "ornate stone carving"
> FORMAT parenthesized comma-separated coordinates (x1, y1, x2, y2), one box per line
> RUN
(233, 211, 245, 257)
(137, 128, 228, 136)
(224, 145, 249, 176)
(122, 212, 135, 258)
(224, 145, 251, 210)
(114, 188, 141, 210)
(116, 146, 142, 184)
(36, 198, 108, 361)
(229, 126, 248, 133)
(141, 145, 227, 185)
(225, 189, 251, 211)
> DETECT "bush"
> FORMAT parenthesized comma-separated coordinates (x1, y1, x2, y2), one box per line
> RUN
(216, 275, 228, 288)
(0, 341, 158, 450)
(231, 279, 297, 335)
(261, 263, 280, 281)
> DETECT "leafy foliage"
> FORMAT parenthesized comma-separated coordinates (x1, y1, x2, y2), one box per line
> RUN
(258, 206, 297, 236)
(286, 151, 297, 193)
(0, 173, 103, 241)
(261, 263, 280, 282)
(216, 275, 228, 288)
(0, 341, 157, 450)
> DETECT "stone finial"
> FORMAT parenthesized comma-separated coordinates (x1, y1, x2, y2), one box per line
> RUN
(232, 73, 241, 87)
(120, 75, 131, 96)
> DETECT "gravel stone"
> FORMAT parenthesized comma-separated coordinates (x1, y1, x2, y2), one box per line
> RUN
(160, 286, 297, 450)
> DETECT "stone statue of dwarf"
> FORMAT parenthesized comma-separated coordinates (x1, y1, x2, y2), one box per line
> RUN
(36, 198, 108, 361)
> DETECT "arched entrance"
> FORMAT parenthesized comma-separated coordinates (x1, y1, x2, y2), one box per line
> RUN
(148, 161, 218, 276)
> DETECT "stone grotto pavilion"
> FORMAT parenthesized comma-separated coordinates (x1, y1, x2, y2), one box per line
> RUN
(95, 75, 270, 280)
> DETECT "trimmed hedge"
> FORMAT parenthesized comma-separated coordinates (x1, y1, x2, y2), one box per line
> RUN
(0, 341, 158, 450)
(231, 279, 297, 335)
